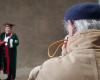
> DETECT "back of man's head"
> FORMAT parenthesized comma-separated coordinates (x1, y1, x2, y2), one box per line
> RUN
(64, 3, 100, 35)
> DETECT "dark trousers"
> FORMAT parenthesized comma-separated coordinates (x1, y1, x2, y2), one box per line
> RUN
(6, 61, 16, 80)
(6, 49, 17, 80)
(0, 46, 5, 71)
(0, 55, 3, 70)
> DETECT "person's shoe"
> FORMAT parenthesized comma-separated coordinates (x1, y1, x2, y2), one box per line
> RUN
(0, 70, 8, 79)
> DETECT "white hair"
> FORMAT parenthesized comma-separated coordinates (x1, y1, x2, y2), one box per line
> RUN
(64, 20, 100, 34)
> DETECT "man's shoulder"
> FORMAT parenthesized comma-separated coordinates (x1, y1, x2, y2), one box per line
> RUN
(12, 33, 19, 39)
(12, 33, 17, 36)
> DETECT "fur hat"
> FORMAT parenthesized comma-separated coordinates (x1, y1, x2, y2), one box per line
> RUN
(64, 3, 100, 21)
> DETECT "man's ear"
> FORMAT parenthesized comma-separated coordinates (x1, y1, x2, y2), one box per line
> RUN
(67, 20, 76, 36)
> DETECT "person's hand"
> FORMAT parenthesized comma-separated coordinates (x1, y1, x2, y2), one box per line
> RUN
(0, 40, 5, 45)
(15, 40, 18, 43)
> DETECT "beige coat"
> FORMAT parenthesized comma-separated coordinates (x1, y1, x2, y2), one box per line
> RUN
(28, 29, 100, 80)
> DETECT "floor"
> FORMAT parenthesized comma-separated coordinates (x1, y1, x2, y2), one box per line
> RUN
(0, 67, 33, 80)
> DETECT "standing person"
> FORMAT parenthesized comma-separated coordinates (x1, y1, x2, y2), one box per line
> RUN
(0, 40, 4, 73)
(28, 3, 100, 80)
(0, 29, 4, 73)
(0, 23, 19, 80)
(0, 29, 8, 80)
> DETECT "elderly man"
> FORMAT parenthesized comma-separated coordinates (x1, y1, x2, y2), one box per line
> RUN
(28, 3, 100, 80)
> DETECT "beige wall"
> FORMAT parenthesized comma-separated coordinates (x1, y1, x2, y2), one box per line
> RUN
(0, 0, 97, 79)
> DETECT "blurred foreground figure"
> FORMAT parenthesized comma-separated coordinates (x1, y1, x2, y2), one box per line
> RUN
(28, 3, 100, 80)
